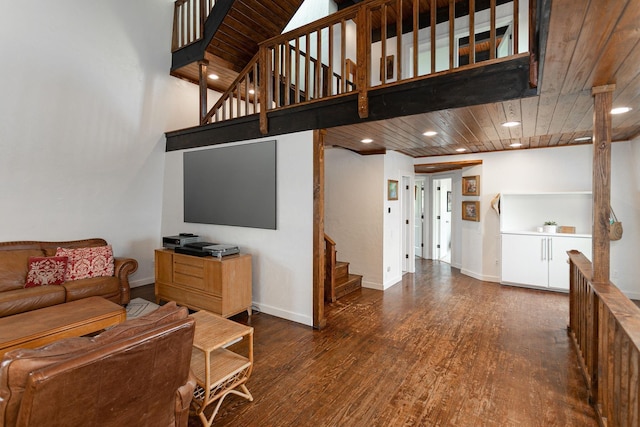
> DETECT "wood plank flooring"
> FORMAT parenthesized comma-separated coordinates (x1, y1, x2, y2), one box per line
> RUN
(134, 259, 598, 426)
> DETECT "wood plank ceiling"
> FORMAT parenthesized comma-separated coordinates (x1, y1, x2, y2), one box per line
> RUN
(325, 0, 640, 158)
(170, 0, 304, 93)
(171, 0, 640, 160)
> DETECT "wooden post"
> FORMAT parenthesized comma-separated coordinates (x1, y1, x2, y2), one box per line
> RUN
(591, 84, 615, 283)
(313, 129, 327, 329)
(356, 6, 369, 118)
(259, 46, 269, 135)
(199, 60, 209, 125)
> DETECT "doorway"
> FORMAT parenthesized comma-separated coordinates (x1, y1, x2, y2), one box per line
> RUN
(414, 178, 426, 258)
(432, 178, 452, 263)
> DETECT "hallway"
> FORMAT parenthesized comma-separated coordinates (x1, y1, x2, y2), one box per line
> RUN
(186, 259, 598, 426)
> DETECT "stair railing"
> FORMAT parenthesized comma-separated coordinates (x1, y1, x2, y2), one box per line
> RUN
(568, 250, 640, 426)
(193, 0, 535, 131)
(172, 0, 216, 51)
(324, 234, 337, 303)
(203, 55, 260, 124)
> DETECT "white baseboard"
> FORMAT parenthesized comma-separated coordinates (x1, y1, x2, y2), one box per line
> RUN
(252, 301, 312, 327)
(362, 280, 383, 290)
(460, 269, 500, 283)
(383, 275, 402, 290)
(130, 277, 154, 288)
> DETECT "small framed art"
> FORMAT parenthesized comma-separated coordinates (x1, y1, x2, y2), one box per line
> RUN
(462, 175, 480, 196)
(388, 180, 398, 200)
(462, 201, 480, 221)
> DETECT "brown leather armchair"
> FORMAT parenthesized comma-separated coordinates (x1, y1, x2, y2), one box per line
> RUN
(0, 302, 196, 427)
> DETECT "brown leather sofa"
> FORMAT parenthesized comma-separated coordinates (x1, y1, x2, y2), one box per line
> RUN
(0, 302, 196, 427)
(0, 238, 138, 318)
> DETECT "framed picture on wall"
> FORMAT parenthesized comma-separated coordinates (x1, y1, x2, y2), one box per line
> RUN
(462, 175, 480, 196)
(388, 180, 398, 200)
(462, 201, 480, 221)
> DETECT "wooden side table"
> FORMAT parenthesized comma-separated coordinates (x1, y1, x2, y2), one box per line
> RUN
(189, 310, 254, 427)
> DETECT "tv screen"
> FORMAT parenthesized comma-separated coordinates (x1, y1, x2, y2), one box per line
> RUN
(183, 140, 277, 229)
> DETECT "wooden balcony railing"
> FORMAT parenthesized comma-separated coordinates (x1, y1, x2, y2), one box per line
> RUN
(568, 250, 640, 427)
(198, 0, 535, 129)
(172, 0, 216, 51)
(324, 234, 337, 303)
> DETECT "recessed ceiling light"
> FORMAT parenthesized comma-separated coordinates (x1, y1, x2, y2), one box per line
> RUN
(502, 121, 520, 127)
(425, 166, 435, 169)
(249, 89, 255, 94)
(611, 107, 632, 115)
(509, 143, 522, 147)
(208, 73, 219, 80)
(423, 131, 437, 136)
(455, 148, 466, 152)
(574, 136, 592, 142)
(361, 138, 373, 143)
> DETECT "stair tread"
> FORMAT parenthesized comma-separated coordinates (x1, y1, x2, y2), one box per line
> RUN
(335, 274, 362, 299)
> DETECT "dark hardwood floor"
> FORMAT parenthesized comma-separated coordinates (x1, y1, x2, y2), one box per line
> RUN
(133, 259, 598, 426)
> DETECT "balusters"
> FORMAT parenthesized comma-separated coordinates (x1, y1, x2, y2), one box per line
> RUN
(195, 0, 529, 127)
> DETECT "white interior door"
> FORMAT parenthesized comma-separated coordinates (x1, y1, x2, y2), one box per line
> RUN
(414, 180, 424, 257)
(402, 176, 412, 272)
(432, 177, 452, 263)
(432, 180, 442, 260)
(439, 178, 452, 263)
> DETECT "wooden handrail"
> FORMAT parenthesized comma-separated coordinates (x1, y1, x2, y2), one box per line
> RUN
(324, 234, 337, 303)
(568, 250, 640, 426)
(203, 54, 260, 124)
(187, 0, 533, 129)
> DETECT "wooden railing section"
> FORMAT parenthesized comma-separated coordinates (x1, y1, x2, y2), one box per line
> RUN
(204, 55, 260, 124)
(172, 0, 216, 51)
(194, 0, 534, 128)
(324, 234, 337, 303)
(568, 250, 640, 427)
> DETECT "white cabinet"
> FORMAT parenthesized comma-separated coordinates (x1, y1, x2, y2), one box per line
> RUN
(499, 192, 592, 291)
(501, 233, 591, 290)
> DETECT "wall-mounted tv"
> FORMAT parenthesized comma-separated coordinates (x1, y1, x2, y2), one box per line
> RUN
(183, 140, 277, 229)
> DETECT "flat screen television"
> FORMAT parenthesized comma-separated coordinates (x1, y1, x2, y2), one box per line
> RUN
(183, 140, 277, 229)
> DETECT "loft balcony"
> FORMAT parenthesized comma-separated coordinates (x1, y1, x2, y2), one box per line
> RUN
(166, 0, 538, 152)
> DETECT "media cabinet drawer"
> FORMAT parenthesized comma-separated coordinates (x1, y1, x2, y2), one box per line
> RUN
(157, 283, 221, 313)
(174, 254, 204, 268)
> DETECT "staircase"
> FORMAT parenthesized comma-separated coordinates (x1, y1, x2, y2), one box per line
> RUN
(333, 261, 362, 301)
(324, 234, 362, 303)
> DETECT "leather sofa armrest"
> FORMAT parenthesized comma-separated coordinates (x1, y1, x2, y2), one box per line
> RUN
(175, 369, 198, 427)
(113, 257, 138, 305)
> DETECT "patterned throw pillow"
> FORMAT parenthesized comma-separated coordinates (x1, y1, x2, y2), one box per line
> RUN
(24, 256, 69, 288)
(55, 245, 115, 281)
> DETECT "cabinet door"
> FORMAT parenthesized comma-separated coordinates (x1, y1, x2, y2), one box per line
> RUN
(501, 234, 548, 288)
(548, 236, 591, 290)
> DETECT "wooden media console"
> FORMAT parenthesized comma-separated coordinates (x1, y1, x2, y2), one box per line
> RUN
(154, 249, 252, 318)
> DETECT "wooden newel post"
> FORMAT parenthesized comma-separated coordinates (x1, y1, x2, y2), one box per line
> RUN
(591, 84, 615, 283)
(198, 60, 209, 125)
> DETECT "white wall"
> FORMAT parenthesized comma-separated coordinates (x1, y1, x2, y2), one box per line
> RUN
(610, 140, 640, 298)
(383, 151, 415, 287)
(415, 142, 640, 299)
(324, 148, 414, 290)
(0, 0, 198, 286)
(324, 147, 384, 289)
(285, 0, 337, 32)
(161, 132, 315, 326)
